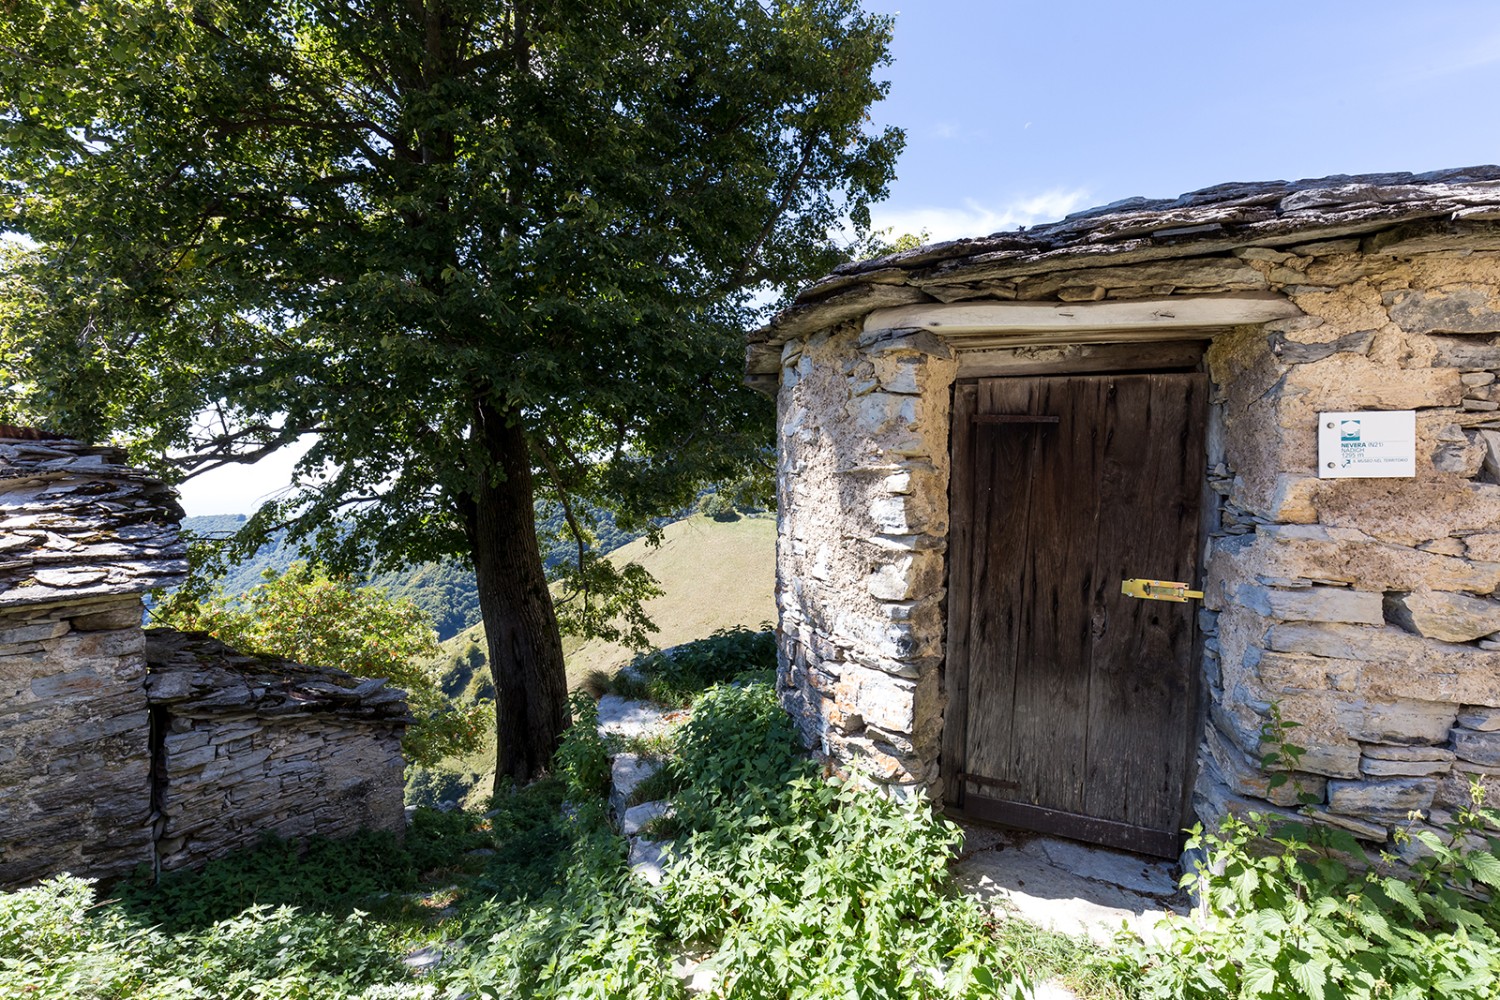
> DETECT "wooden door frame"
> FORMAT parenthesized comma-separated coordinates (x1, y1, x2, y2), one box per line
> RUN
(940, 342, 1211, 858)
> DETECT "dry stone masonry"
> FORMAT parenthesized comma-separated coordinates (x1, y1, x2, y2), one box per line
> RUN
(754, 167, 1500, 851)
(145, 629, 408, 871)
(0, 431, 407, 888)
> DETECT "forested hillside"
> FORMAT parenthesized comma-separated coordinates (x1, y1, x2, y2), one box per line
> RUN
(180, 504, 648, 641)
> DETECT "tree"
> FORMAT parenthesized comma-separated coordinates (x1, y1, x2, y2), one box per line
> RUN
(0, 0, 902, 785)
(156, 563, 487, 767)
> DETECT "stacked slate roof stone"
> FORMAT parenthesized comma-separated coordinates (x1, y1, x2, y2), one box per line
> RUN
(0, 428, 187, 606)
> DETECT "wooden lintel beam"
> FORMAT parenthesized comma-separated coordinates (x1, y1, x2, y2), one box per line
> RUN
(864, 293, 1301, 338)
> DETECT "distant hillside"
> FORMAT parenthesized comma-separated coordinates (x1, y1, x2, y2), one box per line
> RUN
(179, 503, 651, 641)
(435, 512, 777, 692)
(415, 511, 777, 808)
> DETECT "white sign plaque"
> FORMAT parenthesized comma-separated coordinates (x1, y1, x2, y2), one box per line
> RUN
(1317, 410, 1416, 479)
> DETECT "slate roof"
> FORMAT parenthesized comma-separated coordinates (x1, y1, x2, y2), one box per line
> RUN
(749, 165, 1500, 366)
(0, 434, 186, 608)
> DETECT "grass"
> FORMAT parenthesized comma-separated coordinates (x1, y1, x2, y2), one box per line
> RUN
(414, 513, 775, 805)
(430, 512, 776, 694)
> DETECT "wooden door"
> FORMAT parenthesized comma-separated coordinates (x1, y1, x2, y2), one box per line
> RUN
(944, 373, 1207, 857)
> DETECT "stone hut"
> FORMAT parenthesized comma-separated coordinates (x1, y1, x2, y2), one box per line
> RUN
(750, 166, 1500, 858)
(0, 432, 408, 888)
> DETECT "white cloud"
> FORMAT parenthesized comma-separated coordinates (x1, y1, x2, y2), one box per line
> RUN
(869, 188, 1091, 244)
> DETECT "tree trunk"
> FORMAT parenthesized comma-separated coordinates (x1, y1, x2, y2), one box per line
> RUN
(463, 406, 570, 789)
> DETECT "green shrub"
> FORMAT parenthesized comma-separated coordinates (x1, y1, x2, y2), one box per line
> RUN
(1110, 787, 1500, 999)
(0, 875, 405, 1000)
(442, 680, 1030, 999)
(554, 691, 612, 801)
(618, 626, 777, 706)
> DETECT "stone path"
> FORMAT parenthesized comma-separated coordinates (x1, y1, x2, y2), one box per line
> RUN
(596, 693, 676, 738)
(952, 820, 1188, 946)
(599, 693, 684, 885)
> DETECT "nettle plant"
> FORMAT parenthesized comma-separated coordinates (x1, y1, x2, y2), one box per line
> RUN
(1115, 708, 1500, 1000)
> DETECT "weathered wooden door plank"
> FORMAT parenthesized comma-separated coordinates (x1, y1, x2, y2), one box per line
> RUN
(961, 379, 1042, 798)
(1082, 374, 1206, 830)
(941, 383, 978, 806)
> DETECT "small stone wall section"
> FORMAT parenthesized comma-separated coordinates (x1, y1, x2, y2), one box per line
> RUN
(0, 437, 185, 886)
(1198, 241, 1500, 854)
(0, 433, 409, 888)
(0, 594, 158, 885)
(776, 327, 956, 798)
(145, 630, 409, 870)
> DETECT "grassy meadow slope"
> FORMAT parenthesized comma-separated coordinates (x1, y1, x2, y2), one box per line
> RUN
(436, 512, 776, 693)
(411, 512, 776, 806)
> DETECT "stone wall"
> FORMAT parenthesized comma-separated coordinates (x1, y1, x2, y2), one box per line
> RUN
(1197, 242, 1500, 852)
(146, 630, 408, 870)
(0, 432, 409, 888)
(0, 436, 186, 886)
(0, 594, 159, 885)
(770, 183, 1500, 849)
(776, 326, 956, 799)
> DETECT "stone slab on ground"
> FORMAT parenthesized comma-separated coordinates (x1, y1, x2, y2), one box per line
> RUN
(629, 837, 672, 886)
(609, 753, 660, 818)
(597, 694, 675, 738)
(622, 799, 673, 837)
(952, 822, 1186, 945)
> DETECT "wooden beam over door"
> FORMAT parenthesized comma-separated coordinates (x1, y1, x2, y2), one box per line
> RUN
(865, 293, 1301, 339)
(956, 340, 1208, 379)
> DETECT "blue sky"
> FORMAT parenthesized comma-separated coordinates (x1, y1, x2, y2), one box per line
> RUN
(179, 0, 1500, 515)
(861, 0, 1500, 240)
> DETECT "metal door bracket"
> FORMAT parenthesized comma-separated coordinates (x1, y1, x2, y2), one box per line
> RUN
(1121, 578, 1203, 602)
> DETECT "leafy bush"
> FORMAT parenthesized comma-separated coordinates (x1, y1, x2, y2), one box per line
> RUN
(442, 680, 1030, 999)
(616, 626, 777, 706)
(554, 692, 612, 801)
(0, 875, 405, 999)
(5, 683, 1031, 999)
(1111, 786, 1500, 999)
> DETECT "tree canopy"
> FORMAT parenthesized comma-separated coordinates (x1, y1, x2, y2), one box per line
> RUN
(0, 0, 903, 782)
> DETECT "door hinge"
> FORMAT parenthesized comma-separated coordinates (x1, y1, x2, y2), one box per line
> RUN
(1121, 578, 1203, 603)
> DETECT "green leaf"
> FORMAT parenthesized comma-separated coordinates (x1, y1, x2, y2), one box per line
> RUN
(1381, 877, 1424, 920)
(1288, 954, 1329, 1000)
(1462, 847, 1500, 888)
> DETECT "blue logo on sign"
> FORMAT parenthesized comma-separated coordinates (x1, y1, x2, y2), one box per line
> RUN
(1340, 419, 1361, 442)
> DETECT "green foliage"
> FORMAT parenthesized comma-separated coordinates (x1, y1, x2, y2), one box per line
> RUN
(1, 873, 410, 999)
(2, 683, 1030, 999)
(156, 563, 485, 767)
(552, 553, 665, 653)
(615, 626, 778, 706)
(1112, 787, 1500, 999)
(554, 692, 613, 802)
(116, 811, 491, 934)
(698, 490, 742, 522)
(439, 680, 1030, 999)
(1, 0, 902, 781)
(179, 504, 652, 645)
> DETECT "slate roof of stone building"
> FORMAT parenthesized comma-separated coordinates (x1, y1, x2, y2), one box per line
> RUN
(144, 628, 411, 722)
(748, 165, 1500, 368)
(0, 433, 187, 607)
